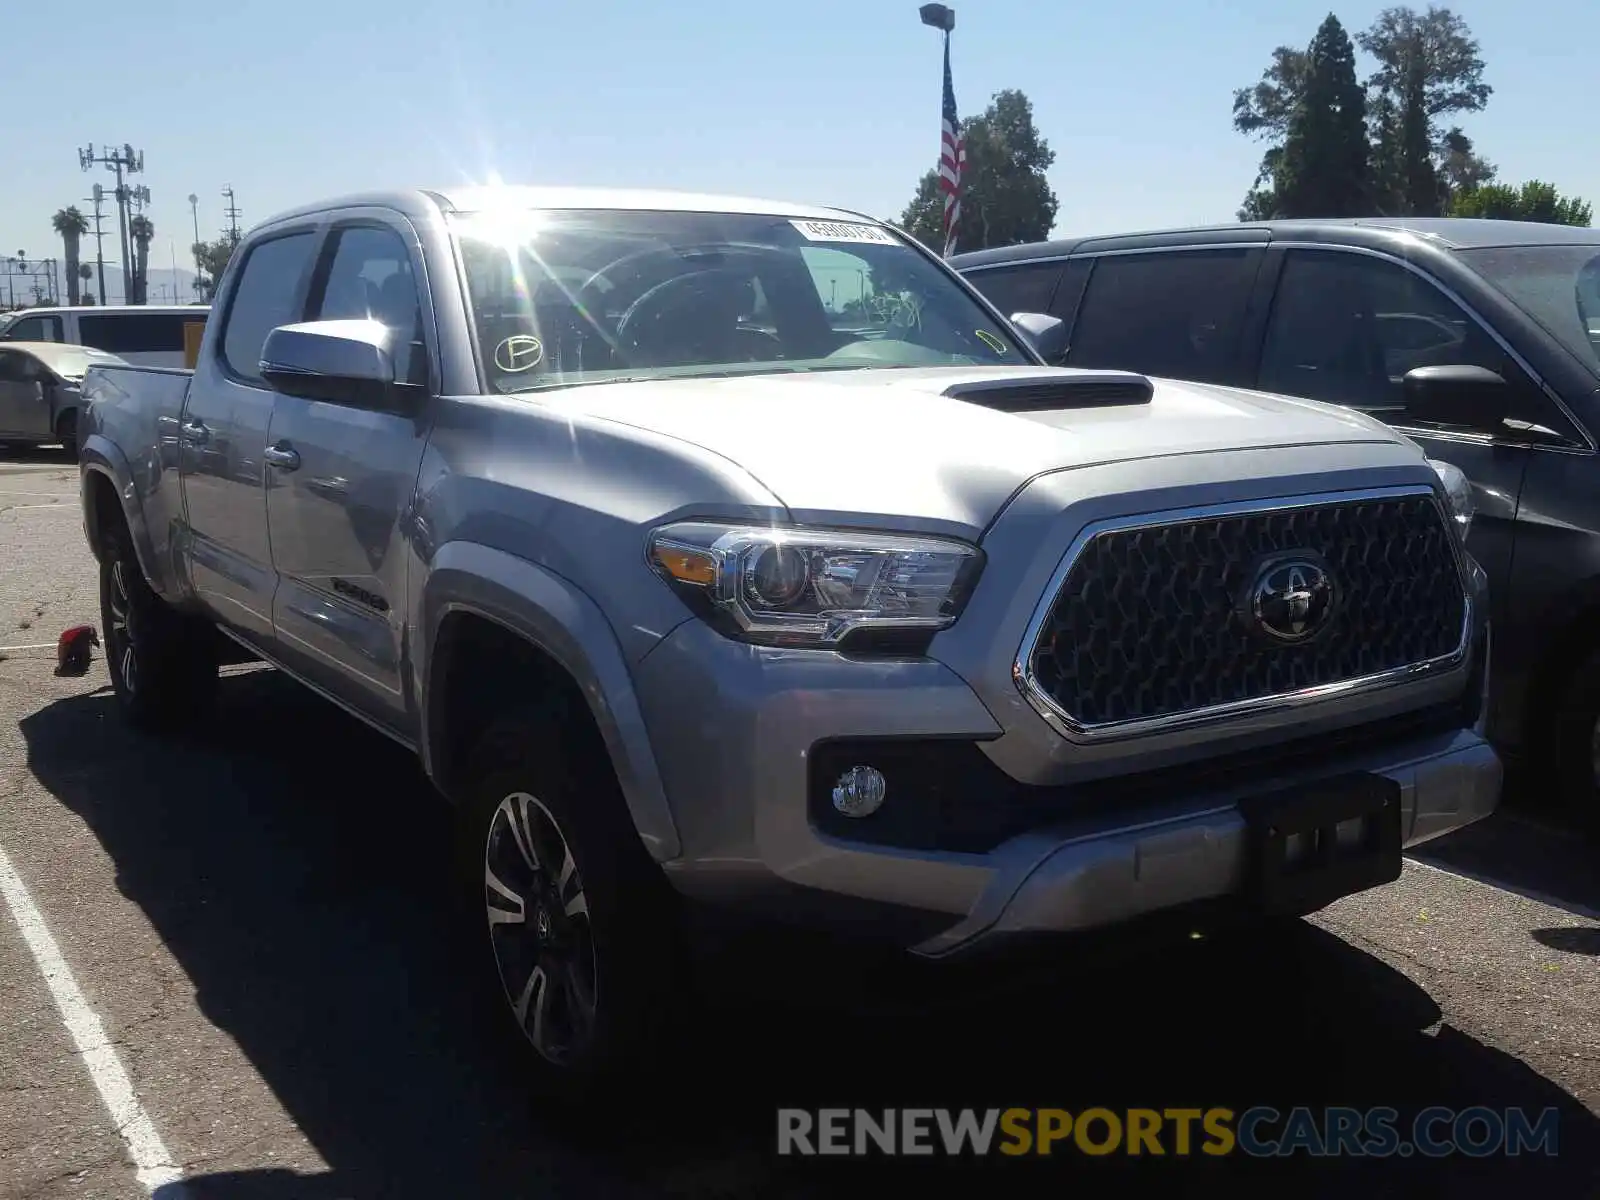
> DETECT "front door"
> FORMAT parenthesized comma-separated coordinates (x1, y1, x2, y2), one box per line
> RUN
(1255, 247, 1549, 635)
(264, 218, 433, 732)
(179, 229, 319, 644)
(0, 351, 51, 438)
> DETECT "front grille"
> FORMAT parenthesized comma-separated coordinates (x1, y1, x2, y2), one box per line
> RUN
(1026, 492, 1467, 733)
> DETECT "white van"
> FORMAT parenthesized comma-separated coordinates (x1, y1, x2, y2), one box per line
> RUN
(0, 305, 210, 368)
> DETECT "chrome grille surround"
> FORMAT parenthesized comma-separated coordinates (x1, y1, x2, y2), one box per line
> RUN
(1012, 486, 1474, 744)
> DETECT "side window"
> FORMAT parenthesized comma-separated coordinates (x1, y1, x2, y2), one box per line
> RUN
(1066, 250, 1258, 384)
(963, 262, 1064, 317)
(1259, 250, 1531, 422)
(4, 316, 62, 342)
(310, 225, 427, 386)
(0, 352, 24, 382)
(78, 314, 189, 355)
(221, 232, 317, 384)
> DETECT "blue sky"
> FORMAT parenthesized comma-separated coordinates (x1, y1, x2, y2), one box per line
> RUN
(4, 0, 1593, 298)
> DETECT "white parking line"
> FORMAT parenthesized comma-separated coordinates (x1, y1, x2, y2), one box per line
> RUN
(0, 503, 76, 511)
(0, 843, 186, 1194)
(1406, 857, 1600, 922)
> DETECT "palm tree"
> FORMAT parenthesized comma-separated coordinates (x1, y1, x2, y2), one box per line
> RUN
(77, 263, 94, 305)
(52, 207, 90, 305)
(130, 214, 153, 305)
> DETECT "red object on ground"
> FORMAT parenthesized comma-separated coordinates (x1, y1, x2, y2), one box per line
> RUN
(55, 625, 100, 677)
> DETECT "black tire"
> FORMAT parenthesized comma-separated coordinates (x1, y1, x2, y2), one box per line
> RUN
(55, 410, 78, 459)
(1549, 648, 1600, 837)
(456, 706, 689, 1106)
(99, 523, 218, 732)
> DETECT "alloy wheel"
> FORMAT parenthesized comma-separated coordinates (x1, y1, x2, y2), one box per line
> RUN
(107, 561, 137, 695)
(483, 791, 598, 1065)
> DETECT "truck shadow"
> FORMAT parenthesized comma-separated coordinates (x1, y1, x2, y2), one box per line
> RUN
(19, 670, 1600, 1198)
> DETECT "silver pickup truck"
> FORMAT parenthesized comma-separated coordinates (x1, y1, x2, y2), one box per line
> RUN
(79, 186, 1500, 1100)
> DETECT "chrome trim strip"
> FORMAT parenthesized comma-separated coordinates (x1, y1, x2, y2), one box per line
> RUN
(1012, 484, 1474, 745)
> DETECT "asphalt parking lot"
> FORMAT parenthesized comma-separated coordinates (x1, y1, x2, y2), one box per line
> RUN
(1, 450, 1598, 1198)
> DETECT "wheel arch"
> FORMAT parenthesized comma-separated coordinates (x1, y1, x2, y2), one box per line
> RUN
(418, 541, 681, 862)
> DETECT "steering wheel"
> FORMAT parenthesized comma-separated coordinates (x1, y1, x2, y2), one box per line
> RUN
(614, 269, 751, 365)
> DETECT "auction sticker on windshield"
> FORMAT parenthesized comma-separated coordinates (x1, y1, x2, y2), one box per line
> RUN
(790, 219, 899, 245)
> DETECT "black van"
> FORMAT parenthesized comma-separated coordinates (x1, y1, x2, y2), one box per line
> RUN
(954, 218, 1600, 829)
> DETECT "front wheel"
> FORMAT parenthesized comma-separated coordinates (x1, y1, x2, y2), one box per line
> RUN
(99, 525, 218, 731)
(457, 709, 688, 1104)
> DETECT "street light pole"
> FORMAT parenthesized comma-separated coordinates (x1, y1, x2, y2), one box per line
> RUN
(188, 193, 202, 299)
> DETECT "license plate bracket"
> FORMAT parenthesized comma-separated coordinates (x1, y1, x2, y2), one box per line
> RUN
(1237, 773, 1403, 916)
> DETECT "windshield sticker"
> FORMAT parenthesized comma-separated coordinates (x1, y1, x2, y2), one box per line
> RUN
(789, 219, 898, 246)
(494, 335, 545, 372)
(974, 329, 1007, 355)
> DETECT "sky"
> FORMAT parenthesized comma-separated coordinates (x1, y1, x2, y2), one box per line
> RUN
(2, 0, 1595, 303)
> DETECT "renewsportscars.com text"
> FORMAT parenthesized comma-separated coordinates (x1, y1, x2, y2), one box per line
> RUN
(776, 1106, 1560, 1158)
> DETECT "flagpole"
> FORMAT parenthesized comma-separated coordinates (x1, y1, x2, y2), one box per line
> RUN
(920, 4, 959, 257)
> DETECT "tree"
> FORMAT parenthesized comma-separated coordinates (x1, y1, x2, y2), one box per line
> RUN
(1451, 181, 1593, 226)
(1232, 45, 1311, 216)
(192, 238, 238, 301)
(130, 215, 153, 305)
(1271, 15, 1369, 217)
(1232, 6, 1507, 217)
(76, 263, 94, 305)
(51, 207, 89, 306)
(897, 89, 1058, 253)
(1357, 6, 1492, 215)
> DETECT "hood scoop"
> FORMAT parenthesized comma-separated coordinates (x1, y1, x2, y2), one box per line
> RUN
(942, 370, 1154, 412)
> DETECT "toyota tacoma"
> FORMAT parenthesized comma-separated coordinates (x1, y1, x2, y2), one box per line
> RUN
(77, 186, 1499, 1098)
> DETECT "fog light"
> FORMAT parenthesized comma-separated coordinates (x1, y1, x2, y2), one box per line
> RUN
(832, 765, 887, 818)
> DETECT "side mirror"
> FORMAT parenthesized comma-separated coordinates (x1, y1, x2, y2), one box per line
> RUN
(259, 319, 404, 410)
(1009, 311, 1068, 364)
(1402, 364, 1510, 434)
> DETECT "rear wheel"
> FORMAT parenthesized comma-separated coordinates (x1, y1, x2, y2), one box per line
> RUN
(99, 523, 218, 731)
(457, 707, 688, 1105)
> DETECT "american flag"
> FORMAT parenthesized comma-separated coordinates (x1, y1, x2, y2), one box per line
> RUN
(938, 36, 966, 257)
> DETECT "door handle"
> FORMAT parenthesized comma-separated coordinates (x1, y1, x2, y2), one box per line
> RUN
(180, 419, 209, 445)
(263, 443, 301, 472)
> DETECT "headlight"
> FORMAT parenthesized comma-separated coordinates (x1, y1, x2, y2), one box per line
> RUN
(646, 521, 983, 648)
(1427, 459, 1475, 536)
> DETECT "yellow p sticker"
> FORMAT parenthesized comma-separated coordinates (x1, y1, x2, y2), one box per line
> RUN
(974, 328, 1006, 354)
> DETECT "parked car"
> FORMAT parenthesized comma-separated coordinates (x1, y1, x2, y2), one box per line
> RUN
(79, 188, 1498, 1100)
(0, 304, 210, 368)
(0, 341, 125, 454)
(954, 219, 1600, 829)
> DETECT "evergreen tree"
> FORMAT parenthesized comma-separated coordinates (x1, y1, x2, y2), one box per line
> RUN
(1273, 15, 1369, 217)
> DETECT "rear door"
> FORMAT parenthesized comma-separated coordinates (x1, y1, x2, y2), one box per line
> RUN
(1062, 247, 1266, 386)
(180, 230, 319, 644)
(263, 215, 434, 732)
(1250, 245, 1560, 636)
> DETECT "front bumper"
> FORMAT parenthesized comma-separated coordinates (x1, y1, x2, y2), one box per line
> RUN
(909, 727, 1499, 958)
(634, 615, 1499, 955)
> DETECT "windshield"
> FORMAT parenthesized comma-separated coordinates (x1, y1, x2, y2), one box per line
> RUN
(1455, 244, 1600, 376)
(449, 208, 1033, 394)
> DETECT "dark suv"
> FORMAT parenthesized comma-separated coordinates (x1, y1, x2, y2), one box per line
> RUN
(953, 218, 1600, 829)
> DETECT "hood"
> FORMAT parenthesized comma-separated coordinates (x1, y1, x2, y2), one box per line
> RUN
(538, 366, 1409, 535)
